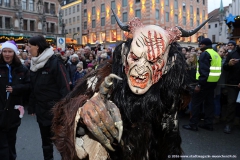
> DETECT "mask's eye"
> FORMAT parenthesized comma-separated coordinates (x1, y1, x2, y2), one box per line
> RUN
(130, 52, 139, 61)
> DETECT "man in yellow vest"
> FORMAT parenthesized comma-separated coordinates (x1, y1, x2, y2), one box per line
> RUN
(183, 38, 221, 131)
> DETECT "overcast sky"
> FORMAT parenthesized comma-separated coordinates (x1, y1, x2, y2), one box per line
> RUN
(208, 0, 232, 13)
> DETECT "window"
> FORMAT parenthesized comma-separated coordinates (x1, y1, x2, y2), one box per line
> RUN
(165, 12, 169, 22)
(22, 0, 27, 10)
(155, 9, 159, 20)
(156, 0, 159, 3)
(73, 6, 75, 13)
(84, 21, 87, 29)
(190, 5, 193, 14)
(197, 0, 199, 2)
(203, 0, 205, 5)
(30, 20, 34, 31)
(203, 10, 205, 18)
(4, 0, 10, 7)
(123, 12, 128, 22)
(69, 8, 71, 14)
(0, 17, 2, 28)
(174, 14, 178, 24)
(50, 23, 55, 33)
(65, 9, 67, 16)
(5, 17, 11, 28)
(84, 0, 87, 4)
(197, 20, 199, 26)
(73, 28, 75, 33)
(135, 9, 141, 18)
(69, 29, 71, 34)
(73, 17, 75, 23)
(92, 7, 96, 15)
(23, 19, 27, 30)
(101, 4, 105, 13)
(84, 9, 87, 17)
(29, 0, 34, 11)
(77, 5, 80, 12)
(122, 0, 127, 7)
(111, 1, 116, 9)
(208, 25, 211, 29)
(197, 8, 199, 15)
(165, 0, 169, 6)
(215, 24, 217, 28)
(77, 27, 80, 32)
(77, 16, 80, 21)
(50, 4, 55, 14)
(183, 16, 186, 25)
(92, 0, 95, 1)
(136, 0, 140, 3)
(69, 18, 71, 24)
(190, 18, 193, 27)
(174, 0, 178, 9)
(212, 35, 215, 43)
(111, 15, 116, 24)
(182, 3, 186, 12)
(0, 0, 2, 6)
(101, 17, 105, 26)
(44, 2, 49, 13)
(92, 19, 96, 28)
(65, 19, 67, 24)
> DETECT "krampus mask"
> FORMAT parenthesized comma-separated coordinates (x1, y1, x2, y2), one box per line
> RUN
(113, 9, 212, 94)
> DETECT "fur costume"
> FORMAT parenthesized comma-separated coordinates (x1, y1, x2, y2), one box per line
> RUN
(52, 13, 211, 160)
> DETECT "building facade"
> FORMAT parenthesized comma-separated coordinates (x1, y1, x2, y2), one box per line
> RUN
(78, 0, 209, 48)
(61, 0, 82, 45)
(0, 0, 61, 44)
(208, 0, 240, 44)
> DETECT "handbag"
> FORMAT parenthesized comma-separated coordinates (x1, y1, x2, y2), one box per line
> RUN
(236, 91, 240, 103)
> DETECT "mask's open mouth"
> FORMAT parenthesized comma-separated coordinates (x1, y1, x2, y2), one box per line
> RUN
(130, 73, 149, 89)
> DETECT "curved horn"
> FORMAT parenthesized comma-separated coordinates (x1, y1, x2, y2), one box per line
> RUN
(178, 16, 213, 37)
(111, 8, 130, 32)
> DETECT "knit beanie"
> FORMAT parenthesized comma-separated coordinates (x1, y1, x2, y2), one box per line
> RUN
(77, 62, 83, 68)
(199, 38, 212, 46)
(1, 40, 19, 55)
(228, 40, 236, 46)
(87, 63, 93, 68)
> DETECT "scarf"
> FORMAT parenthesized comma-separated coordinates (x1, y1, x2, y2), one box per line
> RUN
(30, 48, 54, 72)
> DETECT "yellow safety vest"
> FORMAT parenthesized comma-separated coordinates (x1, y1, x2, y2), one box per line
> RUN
(196, 49, 221, 82)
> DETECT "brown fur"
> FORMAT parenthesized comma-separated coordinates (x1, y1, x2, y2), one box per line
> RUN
(52, 60, 113, 160)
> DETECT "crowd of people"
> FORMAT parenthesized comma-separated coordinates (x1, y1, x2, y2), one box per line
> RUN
(0, 36, 114, 160)
(0, 36, 239, 160)
(182, 38, 240, 135)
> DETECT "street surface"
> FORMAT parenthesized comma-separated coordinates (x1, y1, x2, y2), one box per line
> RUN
(16, 111, 240, 160)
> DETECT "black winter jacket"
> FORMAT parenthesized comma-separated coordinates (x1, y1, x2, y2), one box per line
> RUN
(198, 47, 218, 88)
(29, 55, 70, 126)
(0, 62, 30, 130)
(223, 48, 240, 86)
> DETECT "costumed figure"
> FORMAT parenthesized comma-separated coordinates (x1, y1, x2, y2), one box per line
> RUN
(52, 11, 212, 160)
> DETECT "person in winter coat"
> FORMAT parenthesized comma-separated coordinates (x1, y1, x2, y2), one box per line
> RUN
(66, 54, 79, 90)
(27, 35, 70, 160)
(73, 62, 86, 87)
(0, 40, 30, 160)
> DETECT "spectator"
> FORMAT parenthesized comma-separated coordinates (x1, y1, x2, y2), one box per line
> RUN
(182, 38, 221, 131)
(0, 40, 30, 160)
(86, 63, 94, 73)
(106, 47, 113, 59)
(73, 62, 86, 87)
(83, 46, 92, 60)
(222, 40, 240, 134)
(214, 47, 227, 124)
(66, 53, 79, 90)
(28, 35, 70, 160)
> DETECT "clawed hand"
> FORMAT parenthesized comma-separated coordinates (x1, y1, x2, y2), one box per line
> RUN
(80, 74, 123, 151)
